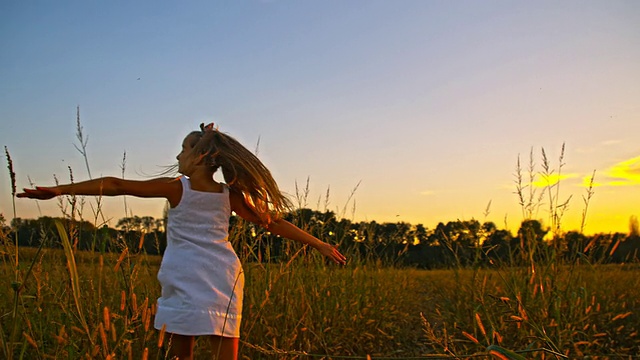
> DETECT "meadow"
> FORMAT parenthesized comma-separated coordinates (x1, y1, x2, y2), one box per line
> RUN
(2, 128, 640, 359)
(1, 233, 639, 359)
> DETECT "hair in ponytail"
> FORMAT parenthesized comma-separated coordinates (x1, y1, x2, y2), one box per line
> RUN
(187, 125, 291, 225)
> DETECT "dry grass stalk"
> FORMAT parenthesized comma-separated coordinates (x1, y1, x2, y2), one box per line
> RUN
(462, 331, 479, 344)
(54, 325, 68, 346)
(475, 313, 487, 337)
(23, 331, 37, 348)
(138, 232, 145, 250)
(103, 306, 111, 329)
(131, 292, 138, 312)
(110, 323, 117, 342)
(4, 146, 16, 197)
(99, 322, 108, 354)
(611, 312, 632, 321)
(55, 221, 91, 341)
(114, 247, 129, 271)
(120, 290, 126, 311)
(157, 324, 166, 348)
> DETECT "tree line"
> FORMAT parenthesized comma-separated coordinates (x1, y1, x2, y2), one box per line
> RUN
(4, 210, 640, 268)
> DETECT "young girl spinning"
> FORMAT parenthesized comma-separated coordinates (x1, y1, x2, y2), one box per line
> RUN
(18, 123, 347, 360)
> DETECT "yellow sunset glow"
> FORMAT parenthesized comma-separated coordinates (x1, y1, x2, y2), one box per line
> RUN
(606, 156, 640, 186)
(531, 173, 578, 188)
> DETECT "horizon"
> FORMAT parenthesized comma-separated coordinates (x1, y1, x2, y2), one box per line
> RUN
(5, 199, 638, 238)
(2, 1, 639, 236)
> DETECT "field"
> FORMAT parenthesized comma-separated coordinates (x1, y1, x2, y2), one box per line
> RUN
(1, 244, 639, 359)
(3, 140, 640, 359)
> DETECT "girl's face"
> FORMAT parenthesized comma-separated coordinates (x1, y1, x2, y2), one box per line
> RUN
(176, 134, 200, 175)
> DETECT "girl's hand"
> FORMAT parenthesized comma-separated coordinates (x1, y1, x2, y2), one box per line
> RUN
(317, 242, 347, 265)
(17, 186, 59, 200)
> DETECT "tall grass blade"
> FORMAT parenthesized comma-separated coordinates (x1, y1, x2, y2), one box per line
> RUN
(487, 345, 527, 360)
(55, 220, 91, 339)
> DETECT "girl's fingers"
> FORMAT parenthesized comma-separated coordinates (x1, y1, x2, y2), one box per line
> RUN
(332, 249, 346, 264)
(17, 188, 35, 197)
(17, 187, 55, 199)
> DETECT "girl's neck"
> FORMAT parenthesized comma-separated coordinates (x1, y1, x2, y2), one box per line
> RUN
(187, 169, 222, 193)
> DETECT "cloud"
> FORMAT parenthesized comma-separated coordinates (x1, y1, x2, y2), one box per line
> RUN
(531, 173, 579, 188)
(576, 140, 623, 154)
(603, 155, 640, 186)
(420, 190, 435, 196)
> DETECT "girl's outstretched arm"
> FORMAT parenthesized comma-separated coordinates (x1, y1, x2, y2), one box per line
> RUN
(229, 189, 346, 265)
(18, 177, 182, 207)
(266, 219, 347, 265)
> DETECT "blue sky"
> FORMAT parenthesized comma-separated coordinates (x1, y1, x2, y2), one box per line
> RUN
(2, 1, 639, 234)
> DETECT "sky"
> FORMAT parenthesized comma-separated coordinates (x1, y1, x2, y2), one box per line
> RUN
(1, 1, 639, 235)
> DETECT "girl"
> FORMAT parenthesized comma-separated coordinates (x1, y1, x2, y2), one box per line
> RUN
(18, 123, 347, 360)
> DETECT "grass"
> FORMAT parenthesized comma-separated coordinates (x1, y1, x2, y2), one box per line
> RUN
(1, 246, 639, 359)
(2, 118, 640, 358)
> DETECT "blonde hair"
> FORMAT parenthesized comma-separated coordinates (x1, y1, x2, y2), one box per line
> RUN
(187, 127, 291, 225)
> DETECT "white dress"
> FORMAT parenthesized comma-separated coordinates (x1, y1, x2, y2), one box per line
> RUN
(154, 176, 244, 337)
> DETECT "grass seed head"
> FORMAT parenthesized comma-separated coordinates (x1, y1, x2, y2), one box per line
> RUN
(99, 322, 108, 350)
(158, 324, 166, 348)
(4, 146, 16, 196)
(462, 331, 479, 344)
(132, 292, 138, 312)
(23, 332, 37, 348)
(103, 306, 111, 329)
(111, 323, 117, 342)
(475, 313, 487, 336)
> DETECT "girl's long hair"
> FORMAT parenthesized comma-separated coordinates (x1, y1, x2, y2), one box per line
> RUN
(188, 128, 291, 226)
